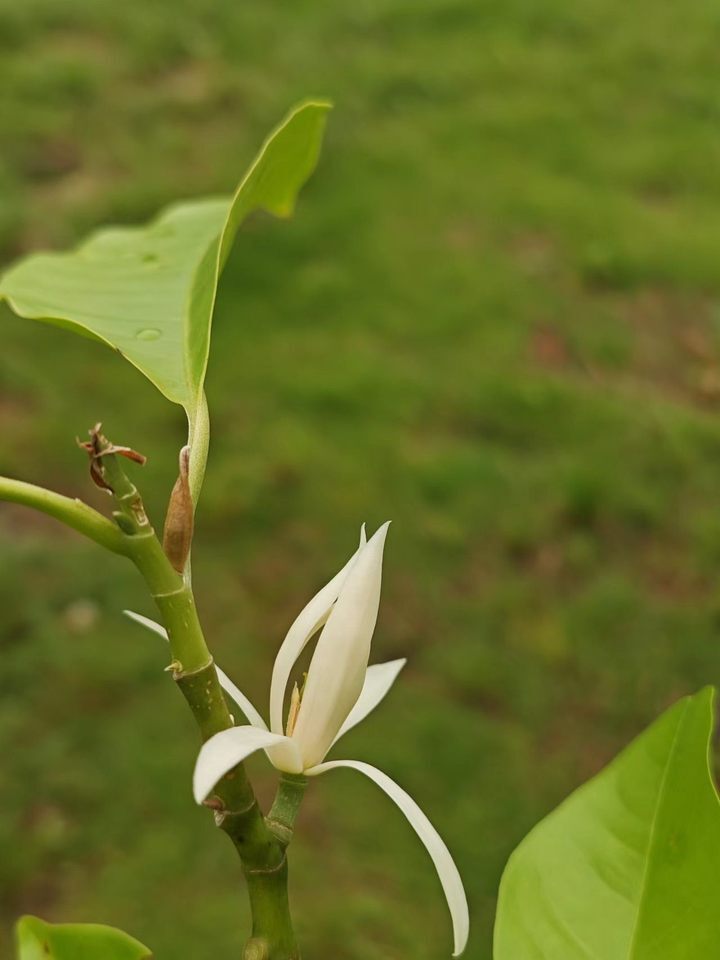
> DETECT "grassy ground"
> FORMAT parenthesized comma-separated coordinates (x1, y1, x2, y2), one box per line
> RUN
(2, 0, 720, 956)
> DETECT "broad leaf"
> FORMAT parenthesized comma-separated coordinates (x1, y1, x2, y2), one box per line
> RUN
(0, 100, 330, 422)
(16, 916, 151, 959)
(494, 687, 720, 959)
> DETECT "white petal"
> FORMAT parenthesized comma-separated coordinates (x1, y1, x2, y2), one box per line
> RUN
(307, 759, 469, 956)
(124, 610, 267, 730)
(332, 659, 406, 746)
(292, 523, 390, 769)
(193, 727, 302, 803)
(124, 609, 168, 639)
(269, 526, 367, 735)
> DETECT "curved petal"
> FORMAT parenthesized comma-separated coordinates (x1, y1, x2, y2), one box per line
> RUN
(307, 759, 469, 957)
(331, 659, 407, 747)
(193, 727, 302, 803)
(292, 523, 390, 769)
(124, 610, 267, 730)
(124, 609, 168, 639)
(269, 526, 367, 735)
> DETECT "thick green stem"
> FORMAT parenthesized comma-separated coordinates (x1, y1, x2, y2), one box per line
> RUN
(176, 662, 301, 957)
(243, 857, 299, 960)
(95, 435, 299, 958)
(0, 476, 128, 554)
(267, 775, 308, 848)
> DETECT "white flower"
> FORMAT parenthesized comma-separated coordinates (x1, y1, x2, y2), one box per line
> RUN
(125, 523, 469, 956)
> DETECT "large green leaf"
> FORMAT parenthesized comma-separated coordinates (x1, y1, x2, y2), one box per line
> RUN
(16, 916, 151, 959)
(0, 100, 330, 420)
(494, 687, 720, 959)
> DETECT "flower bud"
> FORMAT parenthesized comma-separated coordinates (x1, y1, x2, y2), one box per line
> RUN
(162, 445, 194, 573)
(292, 522, 389, 769)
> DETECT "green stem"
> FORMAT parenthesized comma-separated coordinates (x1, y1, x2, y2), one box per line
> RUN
(95, 435, 299, 958)
(267, 775, 308, 848)
(187, 390, 210, 507)
(0, 476, 128, 555)
(243, 857, 299, 960)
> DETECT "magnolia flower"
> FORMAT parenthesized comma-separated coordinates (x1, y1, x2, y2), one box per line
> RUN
(126, 523, 469, 956)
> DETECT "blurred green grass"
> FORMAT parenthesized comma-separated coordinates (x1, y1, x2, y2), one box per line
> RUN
(2, 0, 720, 956)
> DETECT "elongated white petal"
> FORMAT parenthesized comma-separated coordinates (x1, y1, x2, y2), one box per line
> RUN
(193, 727, 302, 802)
(124, 609, 168, 639)
(292, 522, 390, 769)
(124, 610, 267, 730)
(269, 526, 367, 735)
(307, 759, 469, 956)
(332, 659, 406, 746)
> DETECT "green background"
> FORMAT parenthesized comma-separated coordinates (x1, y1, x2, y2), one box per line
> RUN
(2, 1, 720, 957)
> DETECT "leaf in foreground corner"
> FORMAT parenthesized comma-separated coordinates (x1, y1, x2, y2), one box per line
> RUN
(494, 686, 720, 960)
(16, 916, 152, 959)
(0, 99, 330, 423)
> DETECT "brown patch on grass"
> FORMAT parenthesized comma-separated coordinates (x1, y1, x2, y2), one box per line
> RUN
(19, 137, 83, 183)
(598, 286, 720, 409)
(451, 682, 511, 719)
(31, 28, 116, 66)
(157, 62, 216, 107)
(634, 536, 713, 603)
(508, 229, 558, 278)
(530, 325, 573, 370)
(518, 249, 720, 413)
(444, 218, 485, 253)
(34, 168, 107, 211)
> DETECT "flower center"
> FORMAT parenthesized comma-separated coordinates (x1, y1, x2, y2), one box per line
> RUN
(285, 672, 308, 736)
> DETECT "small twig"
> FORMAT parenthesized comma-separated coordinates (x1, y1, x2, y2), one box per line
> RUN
(77, 422, 147, 491)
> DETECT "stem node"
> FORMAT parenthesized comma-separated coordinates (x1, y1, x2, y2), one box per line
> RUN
(243, 939, 269, 960)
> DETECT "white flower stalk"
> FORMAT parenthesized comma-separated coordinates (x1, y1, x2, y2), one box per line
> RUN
(125, 523, 469, 956)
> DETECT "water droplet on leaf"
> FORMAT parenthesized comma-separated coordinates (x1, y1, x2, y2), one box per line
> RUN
(135, 328, 161, 341)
